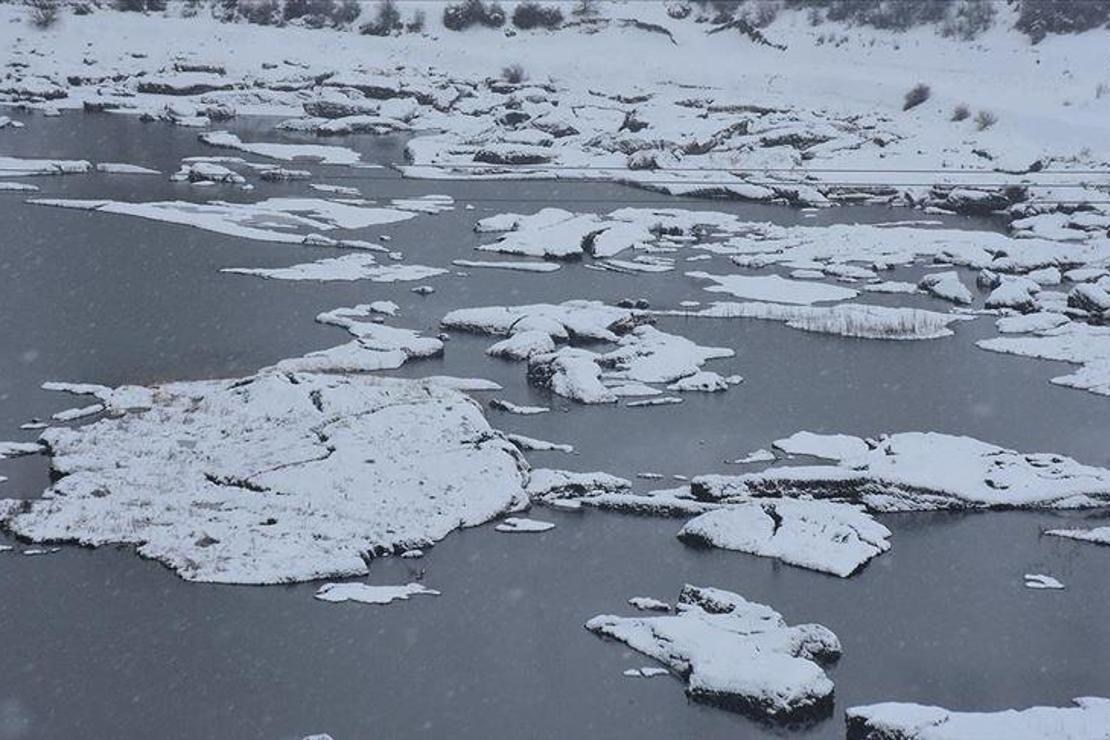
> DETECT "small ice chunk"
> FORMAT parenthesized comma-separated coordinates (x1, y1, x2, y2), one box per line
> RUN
(627, 396, 682, 407)
(772, 431, 869, 461)
(628, 596, 671, 612)
(314, 582, 439, 605)
(489, 399, 549, 415)
(51, 404, 106, 422)
(506, 434, 573, 453)
(0, 442, 44, 459)
(729, 449, 775, 465)
(1024, 574, 1065, 590)
(623, 667, 670, 678)
(494, 517, 555, 533)
(1045, 526, 1110, 546)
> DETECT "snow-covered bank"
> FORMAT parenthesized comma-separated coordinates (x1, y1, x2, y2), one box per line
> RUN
(3, 2, 1108, 233)
(0, 372, 529, 584)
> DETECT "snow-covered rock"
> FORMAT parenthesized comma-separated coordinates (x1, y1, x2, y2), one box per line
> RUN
(586, 585, 839, 720)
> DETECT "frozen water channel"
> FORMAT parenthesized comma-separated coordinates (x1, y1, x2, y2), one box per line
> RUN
(2, 111, 1110, 739)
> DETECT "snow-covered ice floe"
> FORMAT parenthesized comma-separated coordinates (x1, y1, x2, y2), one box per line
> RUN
(690, 431, 1110, 512)
(314, 582, 439, 605)
(978, 323, 1110, 397)
(224, 255, 447, 283)
(686, 271, 858, 305)
(0, 373, 528, 584)
(1044, 526, 1110, 547)
(271, 318, 443, 375)
(0, 441, 45, 459)
(200, 130, 361, 165)
(1023, 574, 1065, 590)
(623, 667, 670, 678)
(655, 301, 969, 340)
(443, 301, 736, 404)
(30, 197, 419, 245)
(678, 499, 892, 577)
(0, 156, 90, 177)
(845, 696, 1110, 739)
(494, 517, 555, 533)
(586, 585, 839, 721)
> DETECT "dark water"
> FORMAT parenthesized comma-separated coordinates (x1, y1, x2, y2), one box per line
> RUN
(1, 110, 1109, 740)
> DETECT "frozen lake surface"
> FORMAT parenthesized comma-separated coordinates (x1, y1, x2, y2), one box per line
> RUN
(2, 111, 1109, 739)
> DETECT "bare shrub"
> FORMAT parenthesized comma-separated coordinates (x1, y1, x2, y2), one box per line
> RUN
(26, 0, 58, 27)
(406, 8, 426, 32)
(902, 83, 931, 111)
(573, 0, 598, 17)
(940, 0, 995, 39)
(512, 1, 563, 29)
(951, 103, 970, 121)
(1016, 0, 1110, 43)
(501, 63, 527, 84)
(443, 0, 505, 30)
(361, 0, 401, 35)
(237, 0, 279, 24)
(975, 110, 998, 130)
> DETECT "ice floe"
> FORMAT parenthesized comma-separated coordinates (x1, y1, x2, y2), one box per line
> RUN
(678, 499, 892, 577)
(730, 449, 776, 465)
(224, 255, 446, 283)
(918, 271, 973, 305)
(0, 373, 528, 584)
(200, 130, 360, 165)
(451, 259, 561, 273)
(845, 697, 1110, 739)
(1024, 574, 1065, 590)
(691, 432, 1110, 511)
(1045, 526, 1110, 546)
(95, 162, 160, 175)
(506, 434, 573, 453)
(488, 399, 549, 416)
(30, 197, 417, 245)
(494, 517, 555, 533)
(657, 301, 967, 340)
(978, 323, 1110, 397)
(314, 582, 439, 605)
(628, 596, 671, 612)
(687, 271, 858, 305)
(0, 442, 45, 459)
(0, 156, 90, 177)
(586, 585, 839, 720)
